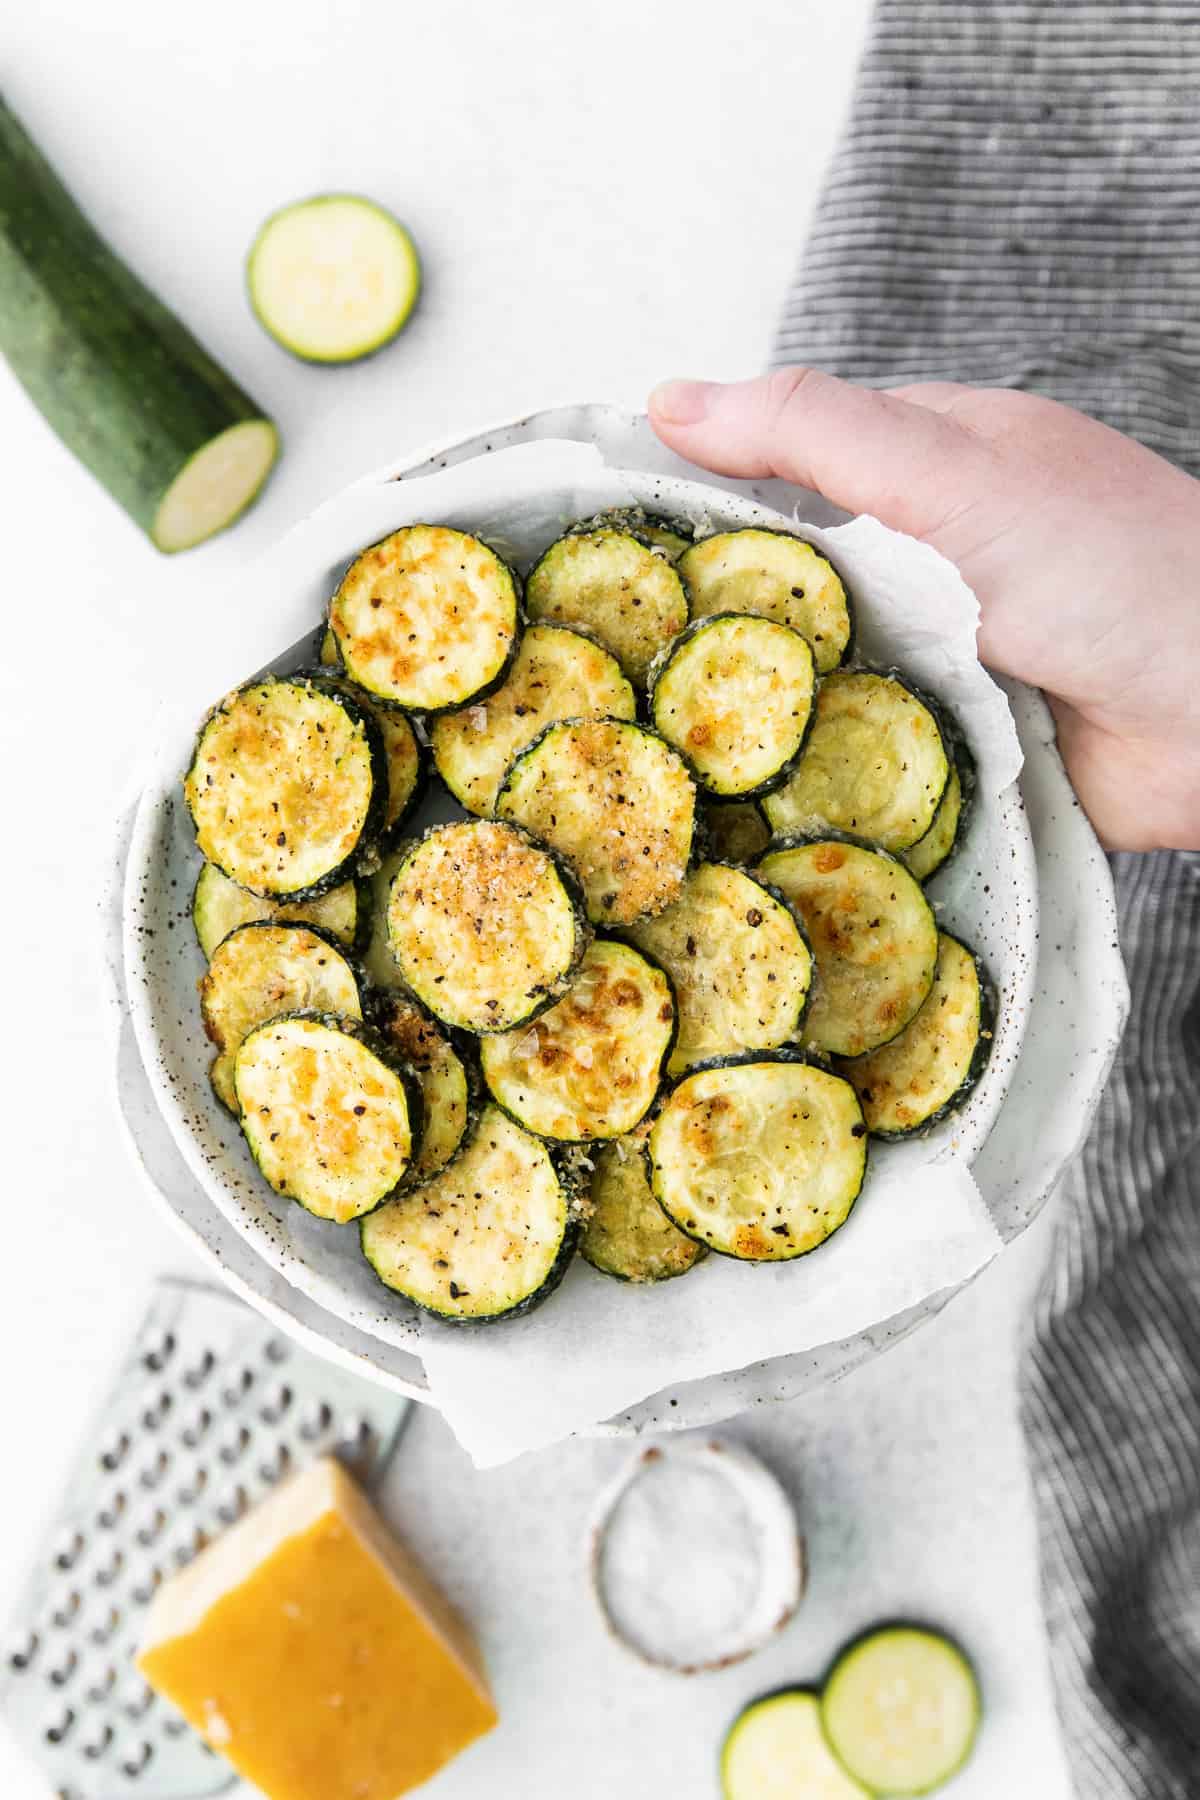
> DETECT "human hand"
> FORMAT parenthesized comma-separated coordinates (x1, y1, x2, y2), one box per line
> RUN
(648, 371, 1200, 852)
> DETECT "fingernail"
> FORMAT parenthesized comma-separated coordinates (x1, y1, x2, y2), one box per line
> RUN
(649, 379, 719, 425)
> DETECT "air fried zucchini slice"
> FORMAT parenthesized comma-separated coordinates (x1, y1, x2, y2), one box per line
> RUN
(700, 799, 771, 866)
(721, 1690, 870, 1800)
(496, 718, 696, 927)
(758, 837, 938, 1058)
(821, 1626, 981, 1796)
(903, 732, 975, 883)
(329, 524, 520, 712)
(570, 507, 694, 562)
(191, 862, 363, 960)
(479, 938, 675, 1142)
(373, 992, 473, 1179)
(386, 819, 590, 1032)
(648, 1053, 866, 1261)
(679, 529, 852, 673)
(581, 1127, 707, 1283)
(650, 612, 816, 798)
(525, 528, 688, 684)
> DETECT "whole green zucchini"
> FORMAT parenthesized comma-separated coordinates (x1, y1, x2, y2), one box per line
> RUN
(0, 97, 278, 551)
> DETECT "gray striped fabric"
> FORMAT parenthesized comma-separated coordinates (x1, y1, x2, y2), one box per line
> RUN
(772, 5, 1200, 1794)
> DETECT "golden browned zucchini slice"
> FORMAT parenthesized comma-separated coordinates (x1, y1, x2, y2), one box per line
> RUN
(374, 992, 474, 1179)
(191, 862, 363, 960)
(679, 529, 852, 673)
(581, 1127, 707, 1282)
(525, 528, 688, 684)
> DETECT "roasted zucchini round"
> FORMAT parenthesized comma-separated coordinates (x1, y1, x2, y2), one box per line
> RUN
(903, 731, 976, 883)
(758, 837, 938, 1058)
(649, 613, 817, 799)
(496, 717, 696, 927)
(360, 846, 407, 992)
(234, 1011, 421, 1223)
(191, 862, 364, 960)
(183, 676, 385, 899)
(385, 819, 590, 1032)
(700, 799, 771, 866)
(368, 705, 424, 845)
(581, 1128, 707, 1283)
(821, 1625, 981, 1796)
(373, 992, 474, 1179)
(479, 938, 675, 1142)
(430, 621, 636, 815)
(525, 528, 689, 685)
(360, 1104, 579, 1322)
(328, 524, 520, 712)
(679, 528, 852, 673)
(569, 507, 694, 562)
(626, 861, 812, 1076)
(647, 1052, 867, 1261)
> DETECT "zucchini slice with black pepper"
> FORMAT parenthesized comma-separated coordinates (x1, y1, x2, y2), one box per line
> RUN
(626, 862, 812, 1075)
(183, 676, 385, 899)
(431, 622, 636, 815)
(821, 1626, 981, 1796)
(649, 613, 816, 799)
(386, 819, 590, 1032)
(757, 838, 938, 1058)
(191, 862, 364, 959)
(836, 933, 994, 1139)
(247, 194, 421, 364)
(721, 1689, 870, 1800)
(201, 921, 363, 1113)
(701, 799, 771, 866)
(581, 1127, 707, 1282)
(360, 1104, 578, 1322)
(496, 718, 696, 926)
(329, 524, 520, 712)
(647, 1052, 866, 1261)
(569, 507, 694, 562)
(525, 528, 689, 684)
(234, 1011, 421, 1223)
(679, 529, 852, 673)
(373, 992, 473, 1179)
(479, 938, 675, 1142)
(763, 670, 950, 852)
(310, 666, 425, 845)
(902, 733, 976, 883)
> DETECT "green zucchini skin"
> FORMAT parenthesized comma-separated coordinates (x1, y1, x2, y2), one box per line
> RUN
(568, 506, 695, 562)
(679, 527, 854, 673)
(721, 1688, 870, 1800)
(295, 663, 427, 849)
(0, 97, 278, 550)
(580, 1130, 707, 1283)
(820, 1622, 981, 1796)
(903, 722, 977, 884)
(190, 861, 367, 959)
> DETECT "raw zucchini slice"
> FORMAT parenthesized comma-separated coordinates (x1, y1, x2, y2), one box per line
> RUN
(329, 524, 520, 712)
(581, 1128, 707, 1283)
(650, 613, 816, 799)
(496, 718, 696, 927)
(758, 839, 938, 1058)
(235, 1012, 420, 1223)
(247, 194, 421, 363)
(903, 733, 975, 883)
(385, 820, 590, 1032)
(191, 862, 362, 959)
(679, 530, 852, 673)
(479, 939, 675, 1142)
(837, 934, 993, 1139)
(721, 1689, 870, 1800)
(373, 993, 473, 1180)
(431, 622, 636, 814)
(821, 1626, 981, 1795)
(648, 1053, 866, 1261)
(201, 921, 363, 1113)
(763, 671, 950, 852)
(626, 862, 812, 1076)
(525, 529, 689, 684)
(701, 799, 771, 866)
(360, 1104, 578, 1322)
(183, 676, 384, 899)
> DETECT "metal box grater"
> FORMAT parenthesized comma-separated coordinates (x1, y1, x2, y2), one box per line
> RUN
(1, 1278, 412, 1800)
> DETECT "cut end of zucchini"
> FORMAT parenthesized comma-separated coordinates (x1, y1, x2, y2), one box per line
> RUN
(722, 1689, 870, 1800)
(821, 1626, 981, 1796)
(248, 194, 421, 363)
(152, 419, 278, 553)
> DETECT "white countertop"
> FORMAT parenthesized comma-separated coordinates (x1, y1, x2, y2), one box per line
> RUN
(0, 0, 1074, 1792)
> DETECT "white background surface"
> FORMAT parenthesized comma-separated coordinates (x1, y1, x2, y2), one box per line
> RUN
(0, 1, 1074, 1793)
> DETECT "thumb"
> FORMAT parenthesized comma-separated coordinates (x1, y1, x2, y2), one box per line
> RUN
(647, 369, 985, 541)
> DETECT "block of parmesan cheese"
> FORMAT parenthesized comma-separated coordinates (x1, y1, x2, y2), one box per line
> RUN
(137, 1456, 497, 1800)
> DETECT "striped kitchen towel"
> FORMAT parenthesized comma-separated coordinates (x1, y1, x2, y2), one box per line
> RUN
(773, 4, 1200, 1794)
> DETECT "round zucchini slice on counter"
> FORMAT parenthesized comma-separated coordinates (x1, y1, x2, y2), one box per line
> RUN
(836, 933, 994, 1139)
(234, 1012, 420, 1223)
(679, 529, 852, 674)
(648, 1052, 866, 1261)
(902, 734, 976, 883)
(431, 621, 636, 814)
(758, 838, 938, 1059)
(650, 613, 816, 799)
(821, 1626, 981, 1796)
(626, 862, 812, 1076)
(201, 921, 363, 1113)
(525, 528, 689, 685)
(581, 1128, 707, 1283)
(385, 819, 590, 1032)
(360, 1104, 579, 1322)
(191, 862, 363, 960)
(329, 524, 520, 712)
(479, 938, 675, 1142)
(701, 799, 771, 866)
(763, 671, 950, 853)
(183, 676, 384, 899)
(721, 1689, 870, 1800)
(247, 194, 421, 363)
(373, 992, 473, 1180)
(496, 718, 696, 927)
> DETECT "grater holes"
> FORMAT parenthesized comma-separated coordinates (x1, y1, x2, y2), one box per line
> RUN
(85, 1664, 116, 1703)
(141, 1330, 176, 1374)
(264, 1337, 290, 1364)
(221, 1366, 255, 1407)
(258, 1442, 292, 1485)
(53, 1529, 85, 1573)
(337, 1413, 376, 1471)
(141, 1390, 173, 1431)
(81, 1720, 113, 1760)
(120, 1676, 155, 1719)
(178, 1464, 208, 1504)
(88, 1604, 120, 1648)
(43, 1705, 75, 1745)
(131, 1566, 162, 1607)
(96, 1489, 126, 1530)
(300, 1400, 333, 1442)
(50, 1589, 81, 1629)
(216, 1484, 247, 1526)
(139, 1446, 171, 1491)
(47, 1647, 78, 1688)
(259, 1381, 293, 1425)
(94, 1546, 124, 1589)
(119, 1738, 154, 1777)
(100, 1432, 130, 1473)
(170, 1523, 208, 1570)
(218, 1423, 251, 1465)
(183, 1346, 215, 1388)
(182, 1405, 212, 1448)
(162, 1711, 188, 1738)
(7, 1627, 38, 1672)
(135, 1505, 166, 1548)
